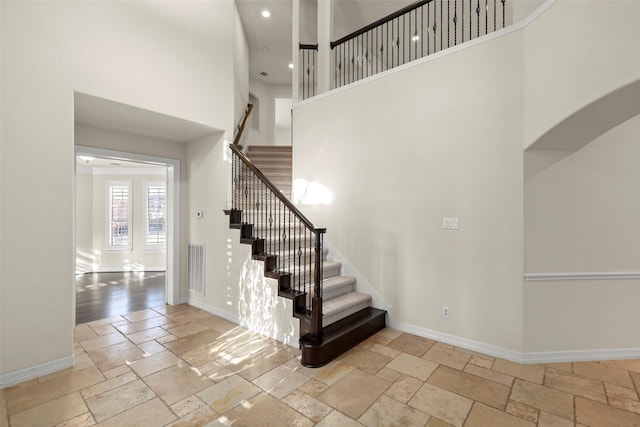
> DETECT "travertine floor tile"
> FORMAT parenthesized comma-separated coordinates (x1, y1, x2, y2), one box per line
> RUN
(388, 333, 435, 357)
(196, 360, 235, 383)
(235, 349, 295, 381)
(80, 372, 138, 400)
(385, 374, 423, 403)
(163, 330, 221, 355)
(505, 400, 538, 423)
(359, 341, 401, 359)
(85, 379, 155, 422)
(408, 383, 472, 427)
(165, 405, 217, 427)
(10, 392, 87, 427)
(101, 365, 131, 380)
(89, 324, 117, 336)
(426, 418, 454, 427)
(423, 343, 471, 370)
(315, 410, 364, 427)
(222, 393, 313, 427)
(492, 359, 544, 384)
(601, 359, 640, 374)
(56, 411, 95, 427)
(339, 348, 392, 374)
(376, 367, 402, 382)
(74, 325, 98, 343)
(137, 340, 166, 356)
(544, 362, 573, 373)
(608, 394, 640, 415)
(358, 395, 429, 427)
(573, 361, 634, 388)
(196, 316, 238, 334)
(282, 390, 333, 422)
(576, 396, 640, 426)
(428, 365, 510, 410)
(297, 378, 329, 398)
(468, 356, 493, 369)
(544, 367, 606, 403)
(128, 350, 180, 378)
(464, 363, 513, 386)
(375, 328, 402, 340)
(6, 367, 104, 415)
(605, 382, 639, 401)
(386, 352, 438, 381)
(124, 326, 169, 344)
(510, 379, 574, 420)
(167, 322, 209, 338)
(196, 374, 261, 414)
(114, 316, 174, 335)
(289, 359, 353, 386)
(465, 402, 535, 427)
(94, 397, 176, 427)
(252, 364, 309, 399)
(80, 333, 127, 352)
(86, 341, 145, 372)
(537, 411, 574, 427)
(152, 303, 191, 315)
(318, 369, 390, 419)
(122, 309, 162, 323)
(144, 364, 213, 406)
(170, 395, 207, 417)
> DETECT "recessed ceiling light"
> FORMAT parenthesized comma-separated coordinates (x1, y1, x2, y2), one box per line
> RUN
(288, 63, 294, 69)
(261, 10, 270, 18)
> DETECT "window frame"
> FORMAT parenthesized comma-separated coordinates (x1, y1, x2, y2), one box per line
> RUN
(144, 181, 167, 251)
(106, 180, 132, 252)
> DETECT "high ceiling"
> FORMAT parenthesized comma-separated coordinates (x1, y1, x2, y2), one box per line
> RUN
(237, 0, 414, 86)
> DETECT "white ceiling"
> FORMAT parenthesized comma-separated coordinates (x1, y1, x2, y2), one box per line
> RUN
(237, 0, 414, 86)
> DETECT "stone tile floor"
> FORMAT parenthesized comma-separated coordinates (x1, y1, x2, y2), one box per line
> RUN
(1, 304, 640, 426)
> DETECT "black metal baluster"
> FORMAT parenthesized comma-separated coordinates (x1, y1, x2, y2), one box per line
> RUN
(485, 0, 488, 35)
(454, 0, 457, 46)
(462, 0, 465, 42)
(476, 0, 480, 38)
(494, 0, 496, 31)
(440, 0, 443, 51)
(502, 0, 506, 28)
(447, 0, 450, 48)
(420, 5, 424, 58)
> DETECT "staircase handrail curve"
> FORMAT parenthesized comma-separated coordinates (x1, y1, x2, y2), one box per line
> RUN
(330, 0, 429, 49)
(233, 103, 254, 146)
(228, 144, 325, 235)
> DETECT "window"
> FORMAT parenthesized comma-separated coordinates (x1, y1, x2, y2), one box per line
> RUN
(145, 182, 166, 246)
(107, 181, 132, 250)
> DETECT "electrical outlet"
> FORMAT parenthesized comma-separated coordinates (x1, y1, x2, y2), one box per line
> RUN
(442, 306, 450, 318)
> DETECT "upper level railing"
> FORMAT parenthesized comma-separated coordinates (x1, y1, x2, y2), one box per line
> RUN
(330, 0, 508, 88)
(229, 106, 326, 340)
(299, 44, 318, 100)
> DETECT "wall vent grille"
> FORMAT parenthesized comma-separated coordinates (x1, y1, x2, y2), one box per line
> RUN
(188, 244, 205, 295)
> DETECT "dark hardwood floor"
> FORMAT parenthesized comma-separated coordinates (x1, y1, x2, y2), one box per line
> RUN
(75, 271, 166, 325)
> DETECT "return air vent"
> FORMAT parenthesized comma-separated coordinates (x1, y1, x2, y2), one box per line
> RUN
(188, 244, 205, 295)
(259, 71, 269, 76)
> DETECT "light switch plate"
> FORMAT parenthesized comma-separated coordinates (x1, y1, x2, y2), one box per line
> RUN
(443, 218, 459, 230)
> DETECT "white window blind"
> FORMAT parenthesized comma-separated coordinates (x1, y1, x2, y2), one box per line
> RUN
(145, 183, 166, 245)
(107, 182, 131, 249)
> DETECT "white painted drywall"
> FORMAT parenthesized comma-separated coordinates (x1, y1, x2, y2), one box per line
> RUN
(1, 0, 237, 376)
(524, 113, 640, 352)
(523, 0, 640, 149)
(75, 172, 95, 273)
(246, 79, 292, 147)
(293, 30, 525, 353)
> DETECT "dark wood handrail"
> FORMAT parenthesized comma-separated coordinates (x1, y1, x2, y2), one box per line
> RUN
(229, 143, 325, 234)
(299, 43, 319, 51)
(233, 103, 254, 146)
(330, 0, 430, 49)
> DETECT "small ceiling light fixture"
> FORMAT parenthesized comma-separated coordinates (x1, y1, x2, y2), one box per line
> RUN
(288, 63, 294, 69)
(79, 155, 95, 164)
(261, 10, 271, 18)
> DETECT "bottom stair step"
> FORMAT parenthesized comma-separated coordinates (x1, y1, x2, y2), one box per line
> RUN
(299, 307, 386, 368)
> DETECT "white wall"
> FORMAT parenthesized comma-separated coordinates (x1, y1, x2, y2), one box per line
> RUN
(75, 168, 167, 273)
(1, 1, 238, 378)
(294, 30, 525, 354)
(246, 79, 291, 147)
(523, 0, 640, 150)
(234, 2, 250, 129)
(524, 113, 640, 353)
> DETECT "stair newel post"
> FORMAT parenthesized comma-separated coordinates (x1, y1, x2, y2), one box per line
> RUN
(311, 228, 327, 340)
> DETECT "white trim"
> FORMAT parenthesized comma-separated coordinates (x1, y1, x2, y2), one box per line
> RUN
(524, 348, 640, 364)
(294, 0, 557, 108)
(388, 319, 525, 363)
(75, 268, 166, 274)
(525, 272, 640, 281)
(93, 167, 166, 176)
(0, 356, 75, 389)
(75, 146, 181, 306)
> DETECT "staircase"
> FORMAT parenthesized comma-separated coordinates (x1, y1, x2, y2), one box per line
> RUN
(245, 145, 292, 198)
(225, 140, 385, 367)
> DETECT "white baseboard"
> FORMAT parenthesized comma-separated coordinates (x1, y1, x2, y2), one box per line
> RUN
(388, 319, 525, 363)
(0, 355, 75, 389)
(523, 348, 640, 364)
(75, 268, 166, 274)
